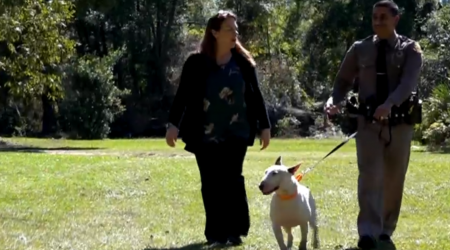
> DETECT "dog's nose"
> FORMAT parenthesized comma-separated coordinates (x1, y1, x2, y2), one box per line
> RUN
(258, 183, 264, 191)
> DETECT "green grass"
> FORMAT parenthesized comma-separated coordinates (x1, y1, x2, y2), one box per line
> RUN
(0, 137, 449, 250)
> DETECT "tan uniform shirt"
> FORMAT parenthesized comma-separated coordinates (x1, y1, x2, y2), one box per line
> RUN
(330, 33, 423, 107)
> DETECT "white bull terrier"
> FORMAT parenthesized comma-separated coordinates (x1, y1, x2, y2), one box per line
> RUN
(258, 156, 319, 250)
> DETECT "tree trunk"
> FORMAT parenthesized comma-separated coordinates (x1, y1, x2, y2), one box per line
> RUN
(41, 93, 57, 136)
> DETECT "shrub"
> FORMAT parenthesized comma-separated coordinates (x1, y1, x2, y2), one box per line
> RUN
(58, 48, 129, 139)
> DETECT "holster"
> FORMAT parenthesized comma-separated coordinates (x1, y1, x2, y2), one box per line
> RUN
(328, 93, 359, 135)
(398, 92, 422, 125)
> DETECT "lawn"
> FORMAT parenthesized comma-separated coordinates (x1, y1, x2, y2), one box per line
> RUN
(0, 137, 449, 250)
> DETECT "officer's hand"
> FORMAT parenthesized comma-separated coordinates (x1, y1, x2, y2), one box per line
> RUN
(373, 102, 393, 120)
(325, 105, 340, 116)
(324, 97, 340, 116)
(324, 98, 340, 116)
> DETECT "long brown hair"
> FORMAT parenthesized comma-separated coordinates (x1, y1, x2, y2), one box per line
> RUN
(199, 10, 256, 66)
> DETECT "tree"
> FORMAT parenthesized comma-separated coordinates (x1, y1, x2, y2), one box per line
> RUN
(0, 0, 76, 98)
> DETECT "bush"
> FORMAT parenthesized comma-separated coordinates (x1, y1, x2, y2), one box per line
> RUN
(422, 122, 450, 148)
(58, 48, 129, 139)
(415, 83, 450, 148)
(275, 114, 301, 137)
(413, 4, 450, 150)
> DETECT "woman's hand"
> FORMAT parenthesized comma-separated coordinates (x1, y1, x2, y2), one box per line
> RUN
(260, 128, 271, 150)
(165, 125, 179, 147)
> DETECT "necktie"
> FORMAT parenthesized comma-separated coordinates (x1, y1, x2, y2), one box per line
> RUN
(376, 40, 389, 105)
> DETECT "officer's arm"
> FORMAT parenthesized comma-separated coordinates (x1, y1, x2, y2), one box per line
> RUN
(329, 43, 358, 105)
(386, 41, 423, 107)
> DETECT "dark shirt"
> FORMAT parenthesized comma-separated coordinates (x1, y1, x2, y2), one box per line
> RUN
(330, 33, 423, 107)
(203, 58, 250, 142)
(168, 50, 271, 153)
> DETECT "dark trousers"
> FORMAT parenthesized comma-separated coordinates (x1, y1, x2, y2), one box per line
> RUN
(194, 137, 250, 241)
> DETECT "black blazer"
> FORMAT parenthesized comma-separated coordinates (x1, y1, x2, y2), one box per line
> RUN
(168, 49, 271, 153)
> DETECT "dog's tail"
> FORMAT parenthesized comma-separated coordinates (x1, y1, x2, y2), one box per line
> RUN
(309, 193, 320, 249)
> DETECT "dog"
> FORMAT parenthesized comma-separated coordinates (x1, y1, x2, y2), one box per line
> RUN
(258, 156, 319, 250)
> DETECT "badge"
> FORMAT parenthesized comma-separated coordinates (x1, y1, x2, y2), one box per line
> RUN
(413, 42, 422, 53)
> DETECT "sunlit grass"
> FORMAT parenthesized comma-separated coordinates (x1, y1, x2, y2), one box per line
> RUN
(0, 137, 448, 249)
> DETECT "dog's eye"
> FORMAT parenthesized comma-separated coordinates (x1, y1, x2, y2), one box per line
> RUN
(271, 171, 278, 176)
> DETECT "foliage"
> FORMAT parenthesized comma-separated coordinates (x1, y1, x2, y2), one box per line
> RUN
(0, 0, 76, 97)
(58, 48, 129, 139)
(0, 0, 449, 148)
(418, 4, 450, 97)
(275, 114, 301, 137)
(415, 83, 450, 148)
(413, 4, 450, 148)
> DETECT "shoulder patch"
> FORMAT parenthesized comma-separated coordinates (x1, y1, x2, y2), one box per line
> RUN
(412, 41, 422, 54)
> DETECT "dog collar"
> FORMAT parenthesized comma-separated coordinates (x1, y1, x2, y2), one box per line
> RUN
(277, 192, 298, 200)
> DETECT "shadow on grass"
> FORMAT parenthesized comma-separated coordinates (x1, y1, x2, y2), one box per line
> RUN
(143, 242, 234, 250)
(342, 245, 396, 250)
(143, 244, 363, 250)
(0, 141, 102, 153)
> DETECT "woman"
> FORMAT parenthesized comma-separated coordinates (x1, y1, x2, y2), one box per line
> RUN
(165, 10, 271, 246)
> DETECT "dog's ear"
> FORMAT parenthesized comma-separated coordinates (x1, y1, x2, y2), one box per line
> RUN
(288, 163, 302, 174)
(275, 156, 283, 165)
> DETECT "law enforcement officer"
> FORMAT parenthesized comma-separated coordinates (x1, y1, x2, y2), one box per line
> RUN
(324, 1, 423, 249)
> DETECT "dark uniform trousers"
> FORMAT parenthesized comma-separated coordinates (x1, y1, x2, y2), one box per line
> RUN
(356, 39, 414, 237)
(356, 120, 413, 237)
